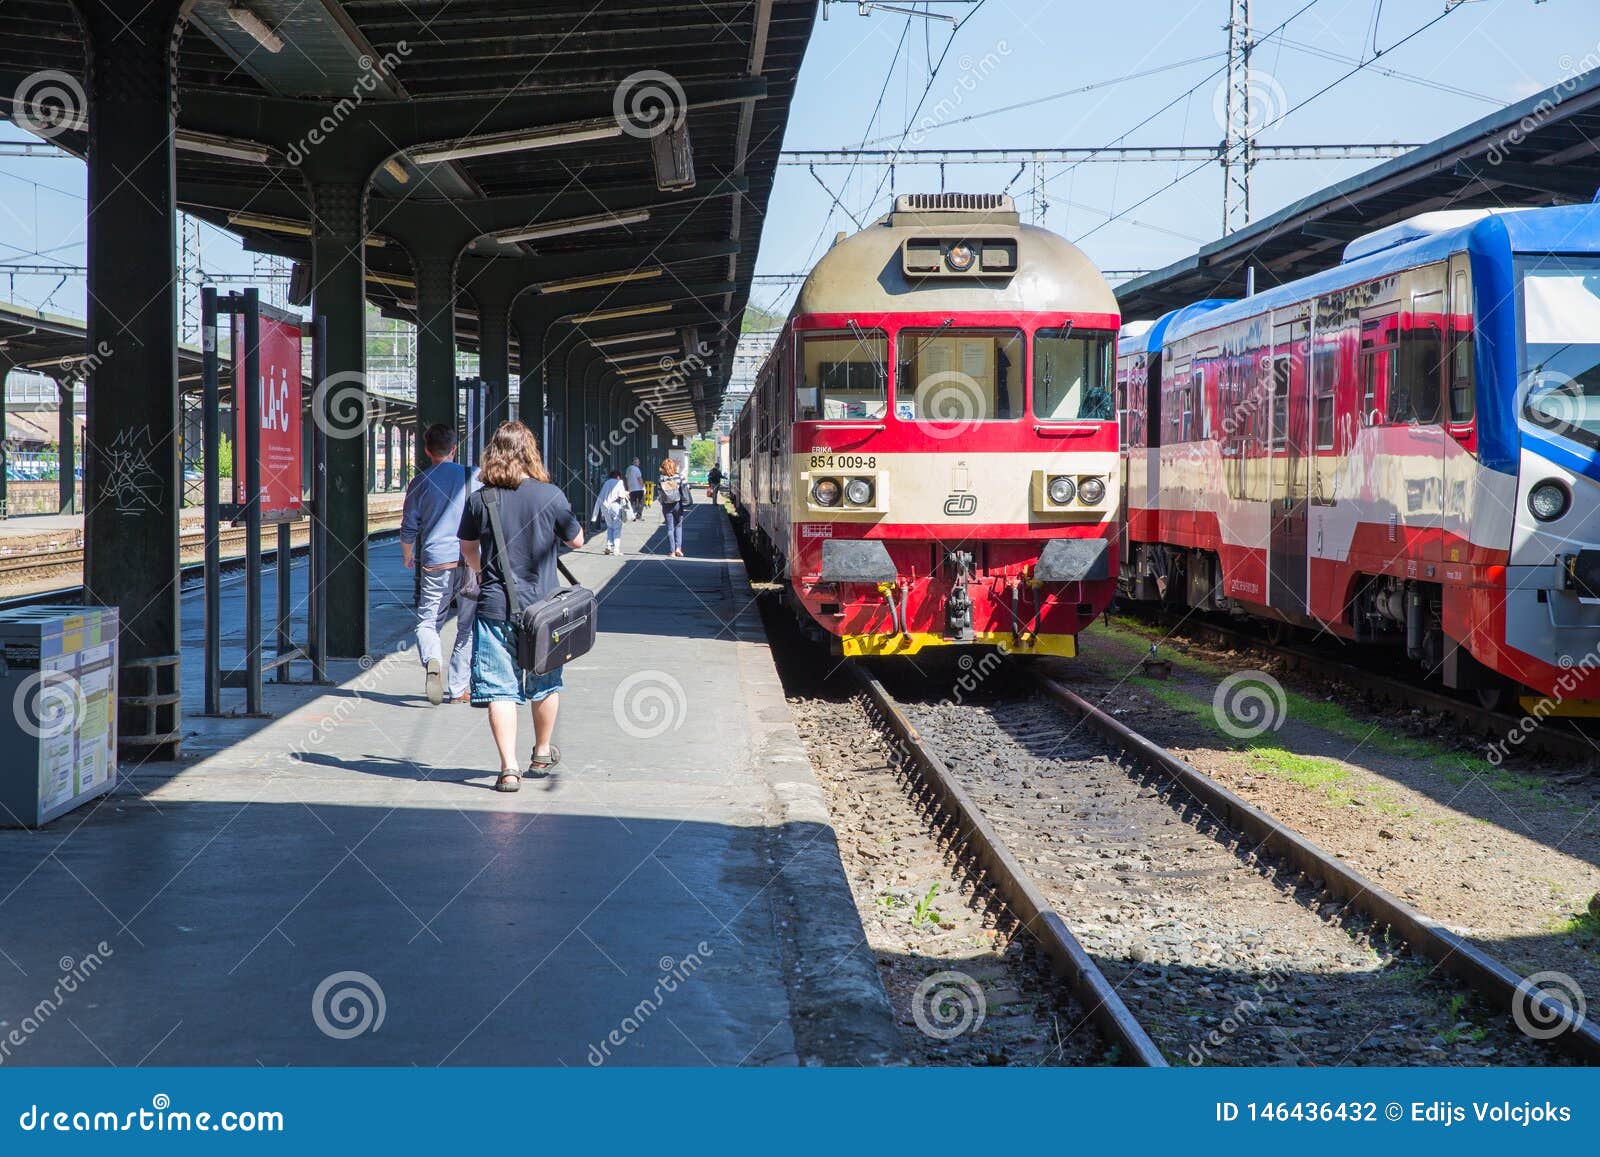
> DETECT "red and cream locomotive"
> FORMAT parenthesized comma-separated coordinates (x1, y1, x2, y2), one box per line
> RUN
(731, 193, 1121, 658)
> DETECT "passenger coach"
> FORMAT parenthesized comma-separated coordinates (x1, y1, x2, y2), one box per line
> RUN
(1120, 203, 1600, 708)
(732, 192, 1121, 658)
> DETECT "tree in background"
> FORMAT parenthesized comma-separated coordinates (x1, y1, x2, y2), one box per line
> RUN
(688, 438, 716, 474)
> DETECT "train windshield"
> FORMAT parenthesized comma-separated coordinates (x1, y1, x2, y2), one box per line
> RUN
(796, 330, 888, 421)
(1034, 329, 1116, 420)
(897, 328, 1024, 422)
(1519, 255, 1600, 450)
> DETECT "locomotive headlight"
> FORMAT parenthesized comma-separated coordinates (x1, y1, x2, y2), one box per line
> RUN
(844, 477, 874, 506)
(1529, 480, 1571, 522)
(1047, 475, 1076, 505)
(1078, 476, 1107, 505)
(812, 478, 842, 507)
(946, 243, 976, 272)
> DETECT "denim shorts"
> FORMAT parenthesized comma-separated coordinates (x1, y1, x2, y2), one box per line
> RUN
(470, 617, 564, 706)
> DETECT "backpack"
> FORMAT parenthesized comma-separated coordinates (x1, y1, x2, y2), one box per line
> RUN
(658, 477, 682, 504)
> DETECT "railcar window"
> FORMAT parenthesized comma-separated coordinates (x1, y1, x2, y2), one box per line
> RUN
(1518, 256, 1600, 449)
(1271, 357, 1290, 448)
(796, 331, 887, 421)
(1397, 291, 1445, 424)
(898, 328, 1024, 422)
(1360, 318, 1397, 426)
(1449, 268, 1476, 423)
(1034, 329, 1115, 420)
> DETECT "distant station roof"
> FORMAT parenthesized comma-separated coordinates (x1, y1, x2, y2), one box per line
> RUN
(1116, 68, 1600, 319)
(0, 300, 416, 427)
(0, 1, 815, 430)
(0, 301, 207, 385)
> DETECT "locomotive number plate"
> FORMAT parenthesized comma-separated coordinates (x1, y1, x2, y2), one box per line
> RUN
(808, 454, 877, 470)
(800, 523, 835, 539)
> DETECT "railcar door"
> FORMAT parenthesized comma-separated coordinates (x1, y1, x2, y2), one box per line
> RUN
(1442, 254, 1477, 568)
(1145, 351, 1163, 549)
(1117, 367, 1131, 567)
(1268, 315, 1310, 613)
(1404, 270, 1448, 566)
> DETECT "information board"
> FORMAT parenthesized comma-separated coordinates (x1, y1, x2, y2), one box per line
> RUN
(233, 310, 304, 520)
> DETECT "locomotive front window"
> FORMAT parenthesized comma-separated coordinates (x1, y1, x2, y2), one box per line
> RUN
(1518, 256, 1600, 450)
(797, 330, 887, 421)
(1034, 329, 1115, 421)
(898, 328, 1024, 422)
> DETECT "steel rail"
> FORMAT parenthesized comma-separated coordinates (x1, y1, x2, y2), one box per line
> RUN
(1135, 611, 1598, 764)
(0, 524, 402, 613)
(853, 666, 1168, 1067)
(1033, 670, 1600, 1063)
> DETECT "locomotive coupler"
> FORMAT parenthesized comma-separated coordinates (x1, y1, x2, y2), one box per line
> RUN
(946, 550, 975, 642)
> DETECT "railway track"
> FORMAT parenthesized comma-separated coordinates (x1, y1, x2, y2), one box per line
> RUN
(852, 661, 1600, 1066)
(1126, 609, 1599, 764)
(0, 512, 403, 609)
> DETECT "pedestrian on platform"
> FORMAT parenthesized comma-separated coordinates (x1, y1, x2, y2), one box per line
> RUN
(458, 421, 584, 792)
(400, 423, 476, 706)
(657, 456, 692, 558)
(707, 462, 723, 503)
(591, 469, 631, 555)
(625, 457, 646, 521)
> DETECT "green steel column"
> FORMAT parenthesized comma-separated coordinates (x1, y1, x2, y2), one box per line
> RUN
(0, 359, 9, 517)
(477, 285, 512, 432)
(309, 180, 369, 658)
(413, 254, 457, 467)
(80, 0, 185, 758)
(57, 380, 74, 514)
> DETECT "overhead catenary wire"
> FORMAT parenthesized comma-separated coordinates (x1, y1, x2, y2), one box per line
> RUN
(1074, 1, 1461, 245)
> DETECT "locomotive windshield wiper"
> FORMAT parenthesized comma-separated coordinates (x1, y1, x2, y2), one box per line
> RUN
(1039, 320, 1074, 391)
(847, 317, 887, 394)
(906, 318, 954, 364)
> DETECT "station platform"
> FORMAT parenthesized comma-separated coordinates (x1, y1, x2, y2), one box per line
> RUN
(0, 504, 899, 1066)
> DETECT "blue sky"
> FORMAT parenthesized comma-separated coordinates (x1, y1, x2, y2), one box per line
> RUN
(749, 0, 1600, 316)
(1, 0, 1598, 325)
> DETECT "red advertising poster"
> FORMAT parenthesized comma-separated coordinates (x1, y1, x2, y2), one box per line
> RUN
(233, 312, 304, 520)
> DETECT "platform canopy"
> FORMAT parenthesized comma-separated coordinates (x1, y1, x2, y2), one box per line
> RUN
(1116, 67, 1600, 319)
(0, 0, 813, 433)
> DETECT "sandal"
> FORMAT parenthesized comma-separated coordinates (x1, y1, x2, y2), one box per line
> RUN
(527, 744, 561, 775)
(494, 770, 521, 793)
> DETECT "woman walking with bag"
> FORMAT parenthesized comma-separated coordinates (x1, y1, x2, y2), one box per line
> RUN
(590, 469, 631, 555)
(657, 457, 692, 557)
(458, 421, 584, 792)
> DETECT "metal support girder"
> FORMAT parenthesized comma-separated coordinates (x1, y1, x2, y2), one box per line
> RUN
(549, 280, 738, 322)
(308, 179, 370, 657)
(1300, 220, 1370, 243)
(1453, 159, 1600, 203)
(80, 0, 186, 760)
(175, 77, 767, 177)
(374, 175, 750, 244)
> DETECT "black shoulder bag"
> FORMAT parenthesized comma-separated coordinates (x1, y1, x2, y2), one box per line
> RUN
(481, 488, 599, 676)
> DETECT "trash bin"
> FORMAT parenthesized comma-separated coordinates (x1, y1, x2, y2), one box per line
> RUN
(0, 606, 118, 827)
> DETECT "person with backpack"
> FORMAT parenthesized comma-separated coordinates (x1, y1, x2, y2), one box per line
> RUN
(458, 421, 584, 792)
(657, 457, 692, 557)
(590, 468, 631, 555)
(400, 423, 476, 705)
